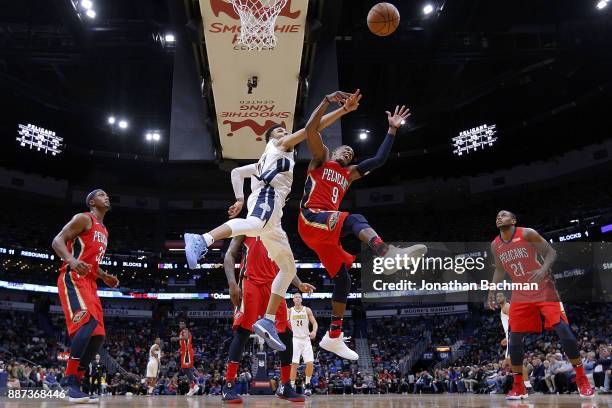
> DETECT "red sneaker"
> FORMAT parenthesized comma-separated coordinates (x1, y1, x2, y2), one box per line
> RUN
(506, 380, 528, 400)
(576, 375, 595, 398)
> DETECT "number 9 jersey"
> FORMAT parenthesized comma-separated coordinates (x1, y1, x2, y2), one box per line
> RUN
(298, 161, 355, 278)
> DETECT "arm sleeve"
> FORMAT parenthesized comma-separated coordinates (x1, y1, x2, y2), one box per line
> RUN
(230, 163, 258, 200)
(355, 132, 395, 176)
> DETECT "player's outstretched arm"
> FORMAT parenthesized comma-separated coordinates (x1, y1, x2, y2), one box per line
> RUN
(488, 242, 506, 309)
(523, 228, 557, 283)
(96, 267, 120, 288)
(278, 90, 352, 151)
(348, 105, 411, 182)
(224, 236, 245, 307)
(52, 213, 92, 275)
(228, 163, 258, 218)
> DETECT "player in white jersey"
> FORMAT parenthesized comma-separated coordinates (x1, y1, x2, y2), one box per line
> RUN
(289, 292, 318, 396)
(184, 90, 362, 351)
(496, 292, 532, 391)
(146, 337, 161, 395)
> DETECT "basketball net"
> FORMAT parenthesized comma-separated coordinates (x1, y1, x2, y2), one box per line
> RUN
(230, 0, 288, 50)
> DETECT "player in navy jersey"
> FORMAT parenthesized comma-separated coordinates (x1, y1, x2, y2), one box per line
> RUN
(298, 92, 427, 360)
(52, 189, 119, 403)
(488, 210, 594, 399)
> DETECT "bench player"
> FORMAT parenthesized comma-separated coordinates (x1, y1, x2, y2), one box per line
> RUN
(52, 189, 119, 403)
(146, 337, 161, 395)
(184, 90, 360, 351)
(298, 97, 427, 359)
(488, 210, 594, 399)
(222, 235, 315, 403)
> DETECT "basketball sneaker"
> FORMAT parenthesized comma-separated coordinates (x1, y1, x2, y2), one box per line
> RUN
(304, 383, 312, 396)
(186, 383, 200, 396)
(86, 394, 99, 403)
(184, 233, 208, 269)
(253, 318, 286, 351)
(319, 332, 358, 360)
(63, 375, 90, 403)
(276, 382, 305, 402)
(382, 244, 428, 275)
(576, 375, 595, 398)
(506, 380, 528, 400)
(222, 381, 243, 404)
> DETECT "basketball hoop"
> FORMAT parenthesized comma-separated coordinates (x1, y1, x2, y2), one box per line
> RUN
(230, 0, 288, 51)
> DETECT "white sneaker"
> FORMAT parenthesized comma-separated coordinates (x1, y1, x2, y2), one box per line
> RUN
(319, 332, 358, 360)
(186, 384, 200, 396)
(382, 244, 428, 275)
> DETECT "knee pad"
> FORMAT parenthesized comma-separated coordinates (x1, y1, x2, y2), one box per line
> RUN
(508, 332, 525, 367)
(332, 266, 351, 303)
(342, 214, 371, 237)
(228, 327, 251, 362)
(278, 329, 293, 366)
(553, 321, 579, 359)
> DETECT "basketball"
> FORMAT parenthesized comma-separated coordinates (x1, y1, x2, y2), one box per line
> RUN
(367, 2, 400, 37)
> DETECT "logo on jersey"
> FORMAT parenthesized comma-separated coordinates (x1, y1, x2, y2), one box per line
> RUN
(328, 212, 340, 231)
(72, 309, 88, 323)
(259, 203, 272, 212)
(512, 237, 521, 242)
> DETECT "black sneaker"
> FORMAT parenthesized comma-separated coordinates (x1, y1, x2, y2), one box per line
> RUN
(276, 382, 305, 402)
(222, 381, 243, 404)
(304, 383, 312, 396)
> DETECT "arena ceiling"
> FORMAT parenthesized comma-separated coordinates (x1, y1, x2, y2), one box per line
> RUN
(0, 0, 611, 183)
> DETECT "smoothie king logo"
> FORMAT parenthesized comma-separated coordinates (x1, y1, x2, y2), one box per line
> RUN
(208, 0, 302, 46)
(222, 100, 289, 141)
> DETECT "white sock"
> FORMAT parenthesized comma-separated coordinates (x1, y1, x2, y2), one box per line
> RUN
(524, 380, 532, 388)
(202, 233, 214, 246)
(265, 313, 276, 322)
(306, 376, 311, 385)
(291, 380, 295, 387)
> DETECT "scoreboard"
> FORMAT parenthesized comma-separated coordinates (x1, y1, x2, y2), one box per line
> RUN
(16, 123, 63, 156)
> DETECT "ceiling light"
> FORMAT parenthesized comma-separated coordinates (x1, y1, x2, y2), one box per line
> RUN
(81, 0, 93, 10)
(359, 132, 368, 140)
(165, 34, 176, 43)
(85, 9, 96, 19)
(118, 120, 128, 129)
(423, 4, 434, 15)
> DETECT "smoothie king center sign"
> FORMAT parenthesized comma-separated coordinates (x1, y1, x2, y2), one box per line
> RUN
(200, 0, 308, 159)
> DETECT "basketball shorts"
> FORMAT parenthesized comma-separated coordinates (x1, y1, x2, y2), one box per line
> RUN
(292, 337, 314, 364)
(509, 301, 568, 333)
(57, 271, 105, 338)
(146, 360, 159, 378)
(180, 350, 195, 369)
(247, 186, 293, 261)
(233, 276, 288, 333)
(298, 208, 356, 277)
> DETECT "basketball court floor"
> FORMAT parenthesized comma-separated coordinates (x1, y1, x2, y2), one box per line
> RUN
(1, 394, 610, 408)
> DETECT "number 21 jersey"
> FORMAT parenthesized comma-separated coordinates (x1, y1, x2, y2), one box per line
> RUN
(492, 227, 558, 302)
(301, 161, 351, 211)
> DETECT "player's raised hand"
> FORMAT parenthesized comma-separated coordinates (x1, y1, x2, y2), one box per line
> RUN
(103, 273, 120, 288)
(298, 282, 316, 294)
(325, 91, 351, 105)
(70, 258, 91, 276)
(386, 105, 411, 129)
(228, 199, 244, 219)
(229, 281, 242, 307)
(343, 89, 362, 113)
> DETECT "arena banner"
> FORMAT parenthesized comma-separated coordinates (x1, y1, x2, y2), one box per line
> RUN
(0, 301, 151, 317)
(361, 242, 612, 303)
(399, 304, 469, 317)
(199, 0, 308, 159)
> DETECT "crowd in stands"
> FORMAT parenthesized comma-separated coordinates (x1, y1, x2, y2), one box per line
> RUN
(1, 300, 609, 396)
